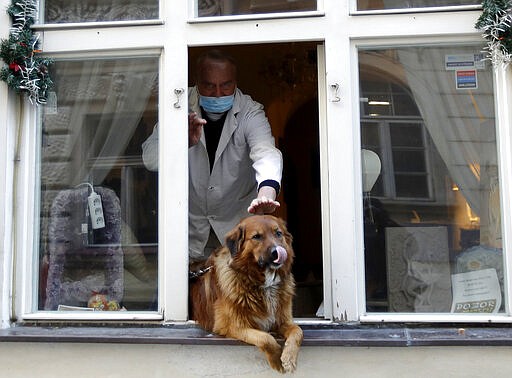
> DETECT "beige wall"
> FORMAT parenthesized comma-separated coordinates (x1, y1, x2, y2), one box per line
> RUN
(1, 343, 512, 377)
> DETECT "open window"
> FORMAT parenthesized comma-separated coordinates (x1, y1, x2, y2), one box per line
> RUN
(188, 42, 325, 318)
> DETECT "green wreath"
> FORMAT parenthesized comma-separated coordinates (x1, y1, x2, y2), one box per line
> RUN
(0, 0, 53, 105)
(476, 0, 512, 66)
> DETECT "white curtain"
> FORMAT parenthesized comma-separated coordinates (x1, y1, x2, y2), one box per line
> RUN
(45, 0, 158, 22)
(63, 59, 157, 186)
(397, 46, 501, 248)
(398, 47, 496, 216)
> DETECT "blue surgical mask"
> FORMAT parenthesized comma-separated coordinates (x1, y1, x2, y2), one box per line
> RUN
(199, 94, 234, 113)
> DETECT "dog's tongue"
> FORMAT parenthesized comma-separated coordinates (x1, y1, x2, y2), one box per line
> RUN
(274, 246, 288, 264)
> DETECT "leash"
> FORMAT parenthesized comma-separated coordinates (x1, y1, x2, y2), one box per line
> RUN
(189, 265, 213, 280)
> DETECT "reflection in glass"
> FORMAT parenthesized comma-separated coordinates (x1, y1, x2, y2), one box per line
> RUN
(198, 0, 316, 17)
(44, 0, 158, 23)
(357, 0, 479, 11)
(359, 45, 504, 314)
(39, 57, 159, 311)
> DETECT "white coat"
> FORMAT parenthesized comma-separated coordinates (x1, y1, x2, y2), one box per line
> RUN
(142, 87, 283, 260)
(188, 86, 282, 260)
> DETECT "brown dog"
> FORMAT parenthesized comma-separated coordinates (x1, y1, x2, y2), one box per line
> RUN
(190, 215, 303, 373)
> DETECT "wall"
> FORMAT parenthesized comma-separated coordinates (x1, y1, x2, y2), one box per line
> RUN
(1, 343, 512, 377)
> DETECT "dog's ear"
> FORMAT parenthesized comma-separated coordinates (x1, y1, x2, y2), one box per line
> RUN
(226, 225, 245, 256)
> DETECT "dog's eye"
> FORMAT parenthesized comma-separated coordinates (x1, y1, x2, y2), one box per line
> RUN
(252, 233, 262, 240)
(276, 230, 283, 238)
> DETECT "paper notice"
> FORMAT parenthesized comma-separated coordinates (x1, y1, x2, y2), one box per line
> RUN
(451, 268, 501, 313)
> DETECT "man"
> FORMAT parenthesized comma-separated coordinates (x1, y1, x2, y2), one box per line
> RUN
(142, 49, 283, 262)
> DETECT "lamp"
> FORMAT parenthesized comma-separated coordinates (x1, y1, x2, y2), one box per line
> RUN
(361, 149, 381, 193)
(362, 149, 381, 224)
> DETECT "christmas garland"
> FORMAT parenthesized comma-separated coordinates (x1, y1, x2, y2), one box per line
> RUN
(0, 0, 53, 105)
(476, 0, 512, 67)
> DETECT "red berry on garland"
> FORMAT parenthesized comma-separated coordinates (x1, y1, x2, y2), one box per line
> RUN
(9, 62, 20, 72)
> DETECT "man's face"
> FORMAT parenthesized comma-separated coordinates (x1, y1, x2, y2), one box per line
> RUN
(197, 59, 236, 97)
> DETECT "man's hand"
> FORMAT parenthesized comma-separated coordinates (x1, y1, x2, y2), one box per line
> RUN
(248, 186, 280, 215)
(189, 112, 207, 147)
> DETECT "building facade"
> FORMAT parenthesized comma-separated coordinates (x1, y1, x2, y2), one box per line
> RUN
(1, 1, 512, 376)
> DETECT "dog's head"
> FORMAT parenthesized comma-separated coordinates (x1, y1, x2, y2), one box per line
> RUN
(225, 215, 294, 275)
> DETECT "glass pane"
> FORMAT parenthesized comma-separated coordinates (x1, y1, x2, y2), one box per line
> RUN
(394, 174, 429, 197)
(39, 57, 159, 311)
(360, 45, 505, 314)
(198, 0, 316, 17)
(44, 0, 158, 23)
(357, 0, 480, 11)
(390, 123, 423, 147)
(392, 150, 426, 172)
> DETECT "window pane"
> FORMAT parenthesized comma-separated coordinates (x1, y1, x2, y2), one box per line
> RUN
(392, 150, 426, 172)
(44, 0, 158, 23)
(359, 45, 504, 315)
(39, 57, 159, 312)
(394, 174, 429, 197)
(390, 123, 423, 147)
(198, 0, 316, 17)
(357, 0, 480, 11)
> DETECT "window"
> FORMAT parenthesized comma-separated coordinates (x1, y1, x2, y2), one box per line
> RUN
(4, 0, 511, 328)
(39, 57, 159, 312)
(362, 119, 432, 200)
(360, 80, 433, 200)
(356, 0, 480, 12)
(197, 0, 317, 17)
(359, 45, 504, 315)
(44, 0, 159, 23)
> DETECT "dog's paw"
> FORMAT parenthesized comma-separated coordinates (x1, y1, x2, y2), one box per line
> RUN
(268, 355, 285, 373)
(280, 348, 298, 373)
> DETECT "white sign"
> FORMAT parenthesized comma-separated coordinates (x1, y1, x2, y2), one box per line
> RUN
(445, 54, 485, 71)
(451, 268, 501, 313)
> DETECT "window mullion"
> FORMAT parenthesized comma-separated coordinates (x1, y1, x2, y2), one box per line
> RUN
(160, 5, 189, 322)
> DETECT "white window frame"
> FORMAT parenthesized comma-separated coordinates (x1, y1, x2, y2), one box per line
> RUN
(349, 0, 481, 15)
(351, 38, 512, 323)
(188, 0, 325, 20)
(3, 0, 511, 326)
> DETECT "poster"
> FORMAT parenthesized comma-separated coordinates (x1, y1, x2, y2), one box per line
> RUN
(451, 268, 501, 313)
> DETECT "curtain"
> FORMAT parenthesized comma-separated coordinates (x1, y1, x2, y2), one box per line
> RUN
(45, 0, 158, 23)
(397, 46, 501, 248)
(60, 59, 157, 186)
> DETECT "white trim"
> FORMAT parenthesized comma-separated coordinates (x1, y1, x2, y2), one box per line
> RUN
(33, 19, 165, 31)
(16, 98, 39, 317)
(159, 3, 189, 322)
(37, 49, 163, 61)
(324, 36, 362, 322)
(317, 44, 333, 320)
(494, 65, 512, 316)
(22, 312, 163, 321)
(361, 313, 512, 324)
(351, 5, 481, 16)
(188, 11, 325, 24)
(0, 95, 18, 328)
(41, 27, 165, 54)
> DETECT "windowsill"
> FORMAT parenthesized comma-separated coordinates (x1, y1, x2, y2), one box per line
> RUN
(351, 5, 481, 16)
(2, 323, 512, 346)
(187, 10, 325, 24)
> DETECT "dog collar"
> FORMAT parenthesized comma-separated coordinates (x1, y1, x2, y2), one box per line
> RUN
(189, 265, 213, 280)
